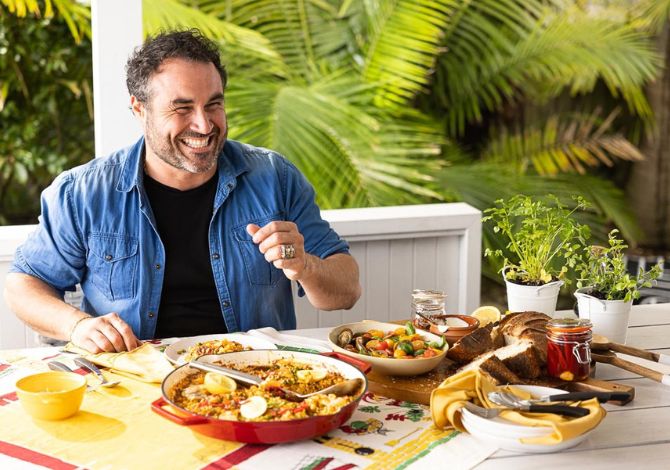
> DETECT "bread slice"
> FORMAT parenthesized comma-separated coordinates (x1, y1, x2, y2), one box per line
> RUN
(479, 356, 522, 385)
(457, 340, 542, 379)
(497, 311, 550, 362)
(447, 324, 498, 363)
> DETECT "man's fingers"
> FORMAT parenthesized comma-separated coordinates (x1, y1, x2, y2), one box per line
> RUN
(249, 221, 295, 244)
(258, 232, 298, 254)
(90, 329, 117, 353)
(246, 223, 261, 237)
(109, 315, 140, 352)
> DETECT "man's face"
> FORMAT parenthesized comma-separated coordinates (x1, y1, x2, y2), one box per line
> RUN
(139, 58, 227, 174)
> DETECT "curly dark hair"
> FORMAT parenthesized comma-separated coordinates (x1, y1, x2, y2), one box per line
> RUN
(125, 29, 227, 103)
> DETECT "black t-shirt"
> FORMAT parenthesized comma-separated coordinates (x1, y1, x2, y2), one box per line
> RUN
(144, 171, 227, 338)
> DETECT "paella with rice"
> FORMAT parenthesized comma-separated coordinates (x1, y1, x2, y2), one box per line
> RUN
(171, 358, 359, 421)
(181, 339, 251, 362)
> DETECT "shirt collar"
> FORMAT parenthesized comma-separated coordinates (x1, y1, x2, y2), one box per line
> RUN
(116, 136, 250, 193)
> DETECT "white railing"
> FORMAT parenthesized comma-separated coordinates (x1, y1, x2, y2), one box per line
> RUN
(0, 203, 481, 348)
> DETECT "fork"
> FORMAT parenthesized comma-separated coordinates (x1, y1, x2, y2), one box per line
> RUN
(462, 401, 506, 419)
(488, 392, 590, 417)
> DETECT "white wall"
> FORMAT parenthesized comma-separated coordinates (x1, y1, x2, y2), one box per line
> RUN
(294, 203, 481, 328)
(0, 203, 481, 348)
(0, 226, 40, 348)
(91, 0, 143, 156)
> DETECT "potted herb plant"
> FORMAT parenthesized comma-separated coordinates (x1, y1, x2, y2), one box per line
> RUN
(575, 229, 662, 343)
(483, 195, 589, 316)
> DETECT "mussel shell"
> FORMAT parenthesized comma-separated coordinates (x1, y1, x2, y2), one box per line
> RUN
(354, 336, 367, 353)
(337, 328, 354, 348)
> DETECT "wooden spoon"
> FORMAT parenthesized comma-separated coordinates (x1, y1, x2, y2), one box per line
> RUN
(591, 334, 670, 364)
(591, 351, 670, 386)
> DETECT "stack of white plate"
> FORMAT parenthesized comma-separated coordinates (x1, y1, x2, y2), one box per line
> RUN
(460, 385, 595, 454)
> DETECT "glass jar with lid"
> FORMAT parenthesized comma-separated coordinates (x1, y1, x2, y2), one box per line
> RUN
(546, 318, 592, 381)
(411, 289, 446, 330)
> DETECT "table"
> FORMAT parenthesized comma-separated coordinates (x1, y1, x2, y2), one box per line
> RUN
(289, 303, 670, 469)
(1, 303, 669, 469)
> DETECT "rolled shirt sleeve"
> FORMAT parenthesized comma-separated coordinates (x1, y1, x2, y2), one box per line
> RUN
(277, 157, 350, 296)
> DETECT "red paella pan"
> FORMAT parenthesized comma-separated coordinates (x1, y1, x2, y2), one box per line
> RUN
(151, 350, 370, 444)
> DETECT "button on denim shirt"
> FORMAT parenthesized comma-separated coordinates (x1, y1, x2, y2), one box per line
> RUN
(10, 137, 349, 339)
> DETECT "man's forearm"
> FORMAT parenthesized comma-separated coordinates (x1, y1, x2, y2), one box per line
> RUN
(3, 273, 87, 341)
(298, 253, 361, 310)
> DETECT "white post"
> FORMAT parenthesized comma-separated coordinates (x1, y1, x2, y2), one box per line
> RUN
(91, 0, 143, 157)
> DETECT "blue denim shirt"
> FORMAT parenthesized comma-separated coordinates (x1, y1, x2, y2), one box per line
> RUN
(10, 137, 349, 338)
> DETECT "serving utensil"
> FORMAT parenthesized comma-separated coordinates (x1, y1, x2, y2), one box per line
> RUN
(74, 357, 120, 388)
(413, 311, 449, 333)
(591, 351, 670, 386)
(591, 334, 670, 365)
(487, 393, 590, 417)
(189, 360, 364, 401)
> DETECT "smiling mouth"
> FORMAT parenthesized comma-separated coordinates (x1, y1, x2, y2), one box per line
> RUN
(179, 134, 215, 150)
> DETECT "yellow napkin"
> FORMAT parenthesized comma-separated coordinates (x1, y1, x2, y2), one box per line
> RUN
(430, 369, 606, 445)
(63, 342, 174, 383)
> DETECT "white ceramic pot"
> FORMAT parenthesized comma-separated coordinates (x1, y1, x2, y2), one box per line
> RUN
(503, 268, 564, 317)
(574, 287, 633, 343)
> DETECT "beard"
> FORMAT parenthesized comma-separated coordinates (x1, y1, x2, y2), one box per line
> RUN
(144, 116, 227, 174)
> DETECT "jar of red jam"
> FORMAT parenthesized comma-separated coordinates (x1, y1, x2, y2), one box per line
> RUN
(546, 318, 592, 381)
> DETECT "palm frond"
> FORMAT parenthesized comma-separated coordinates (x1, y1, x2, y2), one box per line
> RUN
(196, 0, 355, 83)
(434, 1, 659, 135)
(437, 162, 641, 245)
(631, 0, 670, 33)
(483, 109, 644, 176)
(227, 70, 445, 208)
(142, 0, 284, 76)
(3, 0, 90, 42)
(361, 0, 453, 107)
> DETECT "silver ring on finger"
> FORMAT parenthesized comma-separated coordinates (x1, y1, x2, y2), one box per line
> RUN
(280, 244, 296, 260)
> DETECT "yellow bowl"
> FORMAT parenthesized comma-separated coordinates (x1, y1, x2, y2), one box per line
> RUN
(16, 371, 86, 420)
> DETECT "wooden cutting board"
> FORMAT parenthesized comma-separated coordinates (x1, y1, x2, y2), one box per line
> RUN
(366, 358, 635, 406)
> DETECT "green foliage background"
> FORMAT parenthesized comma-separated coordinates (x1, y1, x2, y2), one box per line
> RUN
(2, 0, 670, 285)
(0, 3, 92, 224)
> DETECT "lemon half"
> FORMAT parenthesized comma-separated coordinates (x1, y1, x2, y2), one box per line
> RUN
(471, 306, 502, 327)
(203, 373, 237, 394)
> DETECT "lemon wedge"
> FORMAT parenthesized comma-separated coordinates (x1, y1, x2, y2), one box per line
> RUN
(310, 367, 328, 381)
(240, 396, 268, 420)
(297, 367, 328, 383)
(471, 306, 502, 327)
(203, 373, 237, 394)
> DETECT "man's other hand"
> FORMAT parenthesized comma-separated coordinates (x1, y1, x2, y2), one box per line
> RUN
(247, 221, 309, 281)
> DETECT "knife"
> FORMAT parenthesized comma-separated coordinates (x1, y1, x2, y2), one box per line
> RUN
(534, 391, 632, 403)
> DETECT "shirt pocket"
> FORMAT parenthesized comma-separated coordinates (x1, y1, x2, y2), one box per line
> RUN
(87, 233, 139, 301)
(233, 215, 284, 286)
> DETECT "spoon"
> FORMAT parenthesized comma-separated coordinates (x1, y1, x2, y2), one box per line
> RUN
(74, 357, 120, 388)
(591, 334, 670, 364)
(189, 360, 364, 401)
(47, 360, 96, 391)
(414, 311, 449, 333)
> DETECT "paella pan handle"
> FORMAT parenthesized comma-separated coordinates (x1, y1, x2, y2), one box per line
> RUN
(320, 351, 372, 374)
(151, 397, 209, 426)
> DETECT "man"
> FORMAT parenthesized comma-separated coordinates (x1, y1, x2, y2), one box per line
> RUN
(3, 29, 361, 353)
